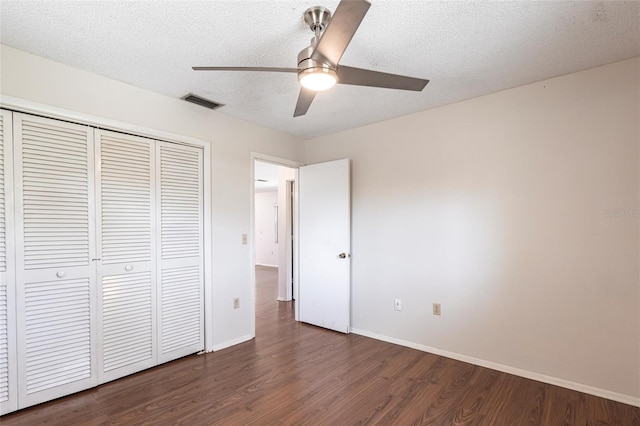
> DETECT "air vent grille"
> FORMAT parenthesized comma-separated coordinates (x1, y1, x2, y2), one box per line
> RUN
(182, 93, 224, 110)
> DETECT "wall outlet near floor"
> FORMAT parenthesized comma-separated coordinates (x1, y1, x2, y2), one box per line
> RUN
(433, 303, 441, 316)
(233, 297, 240, 309)
(394, 298, 402, 311)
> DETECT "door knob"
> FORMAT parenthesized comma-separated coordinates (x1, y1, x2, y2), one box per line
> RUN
(338, 253, 348, 259)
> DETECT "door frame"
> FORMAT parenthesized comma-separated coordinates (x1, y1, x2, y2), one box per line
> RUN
(250, 153, 301, 337)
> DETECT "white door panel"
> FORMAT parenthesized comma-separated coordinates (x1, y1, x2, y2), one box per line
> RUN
(157, 142, 204, 363)
(95, 130, 156, 383)
(14, 113, 98, 408)
(299, 159, 351, 333)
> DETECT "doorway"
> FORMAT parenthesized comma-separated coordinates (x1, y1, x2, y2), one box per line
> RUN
(251, 155, 352, 337)
(251, 155, 299, 337)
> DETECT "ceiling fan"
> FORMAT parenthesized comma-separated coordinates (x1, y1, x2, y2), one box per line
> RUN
(193, 0, 429, 117)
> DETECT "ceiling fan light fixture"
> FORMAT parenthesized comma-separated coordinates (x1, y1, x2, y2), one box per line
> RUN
(298, 67, 338, 91)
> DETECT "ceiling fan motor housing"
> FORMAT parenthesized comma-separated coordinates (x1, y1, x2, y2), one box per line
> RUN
(297, 44, 338, 87)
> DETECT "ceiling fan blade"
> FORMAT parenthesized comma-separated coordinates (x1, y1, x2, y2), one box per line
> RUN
(293, 87, 316, 117)
(337, 66, 429, 91)
(311, 0, 371, 65)
(192, 66, 298, 73)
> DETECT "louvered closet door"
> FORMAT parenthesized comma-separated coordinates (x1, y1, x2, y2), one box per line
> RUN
(13, 113, 97, 408)
(95, 130, 156, 383)
(157, 142, 204, 363)
(0, 110, 17, 415)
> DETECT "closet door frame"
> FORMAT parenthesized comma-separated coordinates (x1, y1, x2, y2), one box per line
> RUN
(1, 96, 214, 353)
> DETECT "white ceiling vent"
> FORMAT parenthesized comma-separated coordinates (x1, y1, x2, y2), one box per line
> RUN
(181, 93, 224, 110)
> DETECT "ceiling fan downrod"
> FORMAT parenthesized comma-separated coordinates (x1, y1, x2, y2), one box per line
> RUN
(304, 6, 332, 38)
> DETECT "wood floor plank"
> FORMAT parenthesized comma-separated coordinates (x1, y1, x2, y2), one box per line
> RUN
(2, 265, 639, 425)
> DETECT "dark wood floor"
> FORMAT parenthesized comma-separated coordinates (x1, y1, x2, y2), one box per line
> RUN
(3, 265, 639, 425)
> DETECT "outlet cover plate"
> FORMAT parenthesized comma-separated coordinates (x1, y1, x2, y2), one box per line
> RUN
(433, 303, 441, 316)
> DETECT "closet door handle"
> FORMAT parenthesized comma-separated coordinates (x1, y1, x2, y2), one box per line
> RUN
(56, 271, 67, 278)
(125, 265, 134, 272)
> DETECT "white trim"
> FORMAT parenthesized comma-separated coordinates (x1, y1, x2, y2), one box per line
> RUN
(1, 96, 214, 354)
(203, 142, 213, 352)
(351, 328, 640, 408)
(276, 297, 286, 302)
(255, 263, 278, 268)
(251, 152, 303, 169)
(210, 334, 254, 352)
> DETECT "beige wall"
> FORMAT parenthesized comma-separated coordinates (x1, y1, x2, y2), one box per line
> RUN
(0, 44, 303, 348)
(304, 58, 640, 401)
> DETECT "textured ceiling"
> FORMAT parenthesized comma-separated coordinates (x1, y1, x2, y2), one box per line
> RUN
(1, 1, 639, 139)
(254, 161, 279, 192)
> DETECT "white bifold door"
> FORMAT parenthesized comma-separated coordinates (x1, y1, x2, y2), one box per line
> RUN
(156, 142, 204, 363)
(14, 114, 98, 408)
(1, 110, 205, 414)
(95, 133, 205, 379)
(95, 130, 157, 383)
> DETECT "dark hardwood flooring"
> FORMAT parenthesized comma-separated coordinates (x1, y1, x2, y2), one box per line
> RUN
(3, 265, 639, 425)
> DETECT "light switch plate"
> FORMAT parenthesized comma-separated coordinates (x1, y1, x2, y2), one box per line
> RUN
(394, 298, 402, 311)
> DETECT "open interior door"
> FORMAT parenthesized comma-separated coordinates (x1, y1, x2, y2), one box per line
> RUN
(299, 159, 350, 333)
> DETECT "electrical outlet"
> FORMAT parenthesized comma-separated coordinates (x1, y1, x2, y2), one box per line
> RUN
(394, 298, 402, 311)
(433, 303, 441, 316)
(242, 234, 248, 245)
(233, 297, 240, 309)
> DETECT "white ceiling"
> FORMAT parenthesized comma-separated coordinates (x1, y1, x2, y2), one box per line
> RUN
(1, 1, 639, 139)
(254, 161, 279, 192)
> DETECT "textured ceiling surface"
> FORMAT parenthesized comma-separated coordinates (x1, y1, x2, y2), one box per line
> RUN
(1, 1, 639, 139)
(254, 161, 279, 191)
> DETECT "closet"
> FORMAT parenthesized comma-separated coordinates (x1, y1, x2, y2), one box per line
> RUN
(0, 110, 204, 414)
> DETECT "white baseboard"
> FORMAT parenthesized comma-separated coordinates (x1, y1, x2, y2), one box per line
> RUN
(210, 334, 254, 352)
(255, 263, 278, 268)
(350, 328, 640, 408)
